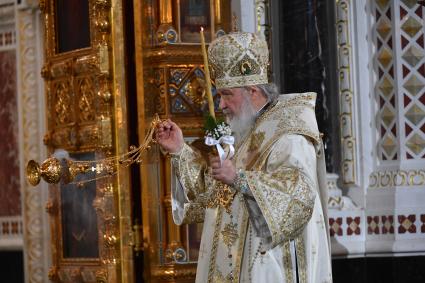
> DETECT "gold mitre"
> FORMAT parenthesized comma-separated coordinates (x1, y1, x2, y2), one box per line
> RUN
(208, 32, 269, 89)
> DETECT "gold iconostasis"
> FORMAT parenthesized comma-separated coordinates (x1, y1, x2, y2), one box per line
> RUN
(38, 0, 231, 282)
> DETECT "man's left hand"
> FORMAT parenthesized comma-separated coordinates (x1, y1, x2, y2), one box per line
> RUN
(210, 156, 236, 185)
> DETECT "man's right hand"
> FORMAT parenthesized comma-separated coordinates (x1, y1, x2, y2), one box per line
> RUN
(156, 119, 184, 154)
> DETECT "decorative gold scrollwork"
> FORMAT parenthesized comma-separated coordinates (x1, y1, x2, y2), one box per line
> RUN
(39, 0, 47, 13)
(369, 169, 425, 188)
(48, 265, 59, 282)
(78, 78, 96, 122)
(95, 269, 108, 283)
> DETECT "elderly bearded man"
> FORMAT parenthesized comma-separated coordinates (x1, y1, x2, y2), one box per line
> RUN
(156, 32, 333, 283)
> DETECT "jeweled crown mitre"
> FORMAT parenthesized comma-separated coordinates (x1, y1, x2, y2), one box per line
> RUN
(208, 32, 269, 89)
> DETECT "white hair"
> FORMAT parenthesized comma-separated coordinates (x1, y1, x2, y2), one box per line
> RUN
(253, 83, 280, 103)
(226, 83, 280, 144)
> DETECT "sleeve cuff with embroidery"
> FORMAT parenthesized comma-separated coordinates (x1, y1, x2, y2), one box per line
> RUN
(246, 168, 316, 247)
(232, 169, 253, 197)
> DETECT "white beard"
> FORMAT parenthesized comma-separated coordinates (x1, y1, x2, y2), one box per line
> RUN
(225, 97, 256, 145)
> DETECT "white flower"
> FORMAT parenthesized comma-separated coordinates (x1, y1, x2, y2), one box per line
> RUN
(205, 121, 232, 140)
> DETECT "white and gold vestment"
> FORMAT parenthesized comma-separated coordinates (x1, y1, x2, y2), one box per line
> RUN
(171, 92, 333, 282)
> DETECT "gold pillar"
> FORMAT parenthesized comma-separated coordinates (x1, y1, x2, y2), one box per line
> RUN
(110, 0, 134, 281)
(157, 0, 178, 44)
(160, 0, 173, 24)
(214, 0, 222, 27)
(215, 0, 231, 37)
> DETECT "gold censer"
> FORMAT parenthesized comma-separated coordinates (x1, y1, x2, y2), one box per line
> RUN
(26, 114, 163, 187)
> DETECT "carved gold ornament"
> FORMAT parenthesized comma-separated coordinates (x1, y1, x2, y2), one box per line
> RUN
(185, 76, 207, 106)
(26, 114, 164, 187)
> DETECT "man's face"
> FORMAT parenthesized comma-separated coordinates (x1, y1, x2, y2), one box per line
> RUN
(218, 87, 257, 142)
(218, 87, 247, 120)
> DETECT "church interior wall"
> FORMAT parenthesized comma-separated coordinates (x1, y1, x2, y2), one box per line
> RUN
(0, 0, 22, 251)
(0, 2, 24, 282)
(368, 0, 425, 254)
(0, 0, 51, 282)
(330, 0, 425, 281)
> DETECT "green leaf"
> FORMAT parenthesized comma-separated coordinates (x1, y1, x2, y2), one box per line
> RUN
(203, 114, 217, 131)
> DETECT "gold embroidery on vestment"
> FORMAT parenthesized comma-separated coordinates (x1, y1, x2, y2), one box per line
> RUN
(246, 168, 315, 246)
(208, 208, 223, 282)
(205, 183, 236, 213)
(233, 207, 248, 283)
(248, 131, 265, 152)
(282, 241, 294, 283)
(221, 222, 238, 247)
(295, 236, 307, 283)
(180, 203, 205, 224)
(213, 269, 234, 283)
(174, 93, 322, 281)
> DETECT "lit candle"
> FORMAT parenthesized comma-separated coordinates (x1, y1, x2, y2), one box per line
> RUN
(200, 27, 216, 120)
